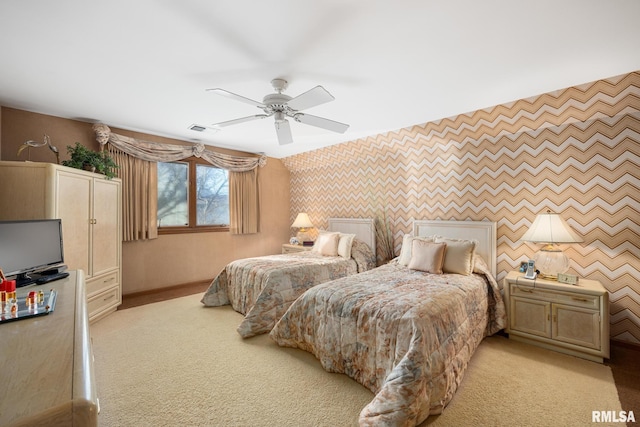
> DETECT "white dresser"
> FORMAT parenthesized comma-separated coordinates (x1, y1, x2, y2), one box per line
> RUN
(0, 271, 98, 426)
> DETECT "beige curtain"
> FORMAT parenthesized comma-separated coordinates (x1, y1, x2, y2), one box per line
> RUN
(108, 146, 158, 241)
(229, 169, 259, 234)
(95, 123, 264, 239)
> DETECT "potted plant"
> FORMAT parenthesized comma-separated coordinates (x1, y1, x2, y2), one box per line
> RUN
(62, 142, 119, 179)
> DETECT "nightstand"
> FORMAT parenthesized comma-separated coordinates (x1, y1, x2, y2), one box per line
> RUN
(282, 243, 313, 254)
(503, 271, 610, 363)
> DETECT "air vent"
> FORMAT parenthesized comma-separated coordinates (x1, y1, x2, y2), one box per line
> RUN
(189, 124, 206, 132)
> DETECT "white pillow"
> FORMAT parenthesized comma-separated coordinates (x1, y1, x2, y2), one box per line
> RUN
(434, 237, 477, 275)
(398, 234, 435, 266)
(337, 233, 356, 258)
(408, 240, 447, 273)
(312, 232, 340, 256)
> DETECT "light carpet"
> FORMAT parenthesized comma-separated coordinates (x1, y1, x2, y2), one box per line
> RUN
(91, 293, 622, 426)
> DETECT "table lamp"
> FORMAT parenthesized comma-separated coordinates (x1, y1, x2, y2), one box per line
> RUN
(291, 213, 315, 245)
(520, 210, 583, 279)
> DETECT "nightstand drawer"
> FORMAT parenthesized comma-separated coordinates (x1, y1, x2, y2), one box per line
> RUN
(509, 284, 599, 309)
(282, 243, 312, 254)
(554, 292, 599, 309)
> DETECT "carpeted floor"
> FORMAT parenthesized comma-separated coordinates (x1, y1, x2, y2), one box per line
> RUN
(120, 282, 640, 418)
(89, 289, 636, 426)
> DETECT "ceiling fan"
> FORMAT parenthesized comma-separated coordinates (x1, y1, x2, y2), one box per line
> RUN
(195, 78, 349, 145)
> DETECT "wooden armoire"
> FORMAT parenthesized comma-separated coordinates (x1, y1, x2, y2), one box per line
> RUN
(0, 161, 122, 322)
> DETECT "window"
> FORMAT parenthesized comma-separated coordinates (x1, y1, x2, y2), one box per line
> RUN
(157, 158, 229, 233)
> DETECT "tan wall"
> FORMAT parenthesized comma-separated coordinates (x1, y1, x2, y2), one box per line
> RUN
(0, 108, 291, 294)
(121, 158, 290, 294)
(0, 107, 3, 158)
(283, 71, 640, 345)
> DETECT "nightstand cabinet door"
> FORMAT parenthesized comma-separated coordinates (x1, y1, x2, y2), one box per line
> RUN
(510, 296, 551, 338)
(553, 304, 601, 350)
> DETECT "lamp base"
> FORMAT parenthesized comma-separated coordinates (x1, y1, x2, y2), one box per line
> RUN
(296, 229, 316, 244)
(533, 244, 570, 280)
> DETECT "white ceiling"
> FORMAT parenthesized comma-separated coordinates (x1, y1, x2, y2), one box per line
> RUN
(1, 0, 639, 159)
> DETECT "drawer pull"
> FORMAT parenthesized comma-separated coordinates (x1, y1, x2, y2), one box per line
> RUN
(571, 297, 588, 302)
(103, 294, 116, 302)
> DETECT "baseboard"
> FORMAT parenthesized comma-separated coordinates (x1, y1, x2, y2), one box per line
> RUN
(119, 279, 211, 310)
(610, 338, 640, 352)
(122, 279, 210, 299)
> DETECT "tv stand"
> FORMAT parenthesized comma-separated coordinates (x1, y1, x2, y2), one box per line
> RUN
(15, 272, 35, 288)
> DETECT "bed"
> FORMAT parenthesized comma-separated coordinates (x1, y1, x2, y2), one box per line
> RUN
(201, 218, 377, 338)
(270, 220, 506, 426)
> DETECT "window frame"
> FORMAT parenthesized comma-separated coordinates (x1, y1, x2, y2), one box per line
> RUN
(158, 157, 230, 235)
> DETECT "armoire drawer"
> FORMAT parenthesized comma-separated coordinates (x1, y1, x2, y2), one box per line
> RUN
(87, 271, 119, 297)
(88, 286, 120, 317)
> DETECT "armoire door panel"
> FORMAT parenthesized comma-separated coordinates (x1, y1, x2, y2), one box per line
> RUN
(92, 179, 120, 276)
(56, 171, 92, 276)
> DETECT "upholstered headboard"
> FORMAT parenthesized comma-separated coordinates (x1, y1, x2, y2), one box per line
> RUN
(412, 220, 497, 277)
(328, 218, 376, 257)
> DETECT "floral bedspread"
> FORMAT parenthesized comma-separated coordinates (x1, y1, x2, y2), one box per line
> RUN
(270, 260, 506, 426)
(201, 239, 376, 338)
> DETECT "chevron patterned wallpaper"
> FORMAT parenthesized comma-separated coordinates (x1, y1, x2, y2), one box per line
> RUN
(283, 71, 640, 345)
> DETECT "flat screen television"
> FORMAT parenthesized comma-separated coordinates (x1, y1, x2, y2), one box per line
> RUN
(0, 219, 65, 287)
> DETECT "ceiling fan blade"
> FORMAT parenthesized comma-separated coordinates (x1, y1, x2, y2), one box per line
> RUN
(286, 85, 334, 111)
(212, 114, 269, 128)
(293, 113, 349, 133)
(206, 88, 265, 108)
(275, 120, 293, 145)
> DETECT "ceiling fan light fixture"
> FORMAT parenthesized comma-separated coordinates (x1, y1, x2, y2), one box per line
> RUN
(274, 111, 286, 123)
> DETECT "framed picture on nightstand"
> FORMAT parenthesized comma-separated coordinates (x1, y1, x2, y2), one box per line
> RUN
(518, 261, 528, 273)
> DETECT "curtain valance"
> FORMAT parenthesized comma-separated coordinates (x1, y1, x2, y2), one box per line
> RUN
(93, 123, 266, 171)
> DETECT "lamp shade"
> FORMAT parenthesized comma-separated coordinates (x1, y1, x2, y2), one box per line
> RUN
(291, 213, 314, 229)
(520, 210, 583, 279)
(520, 211, 583, 244)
